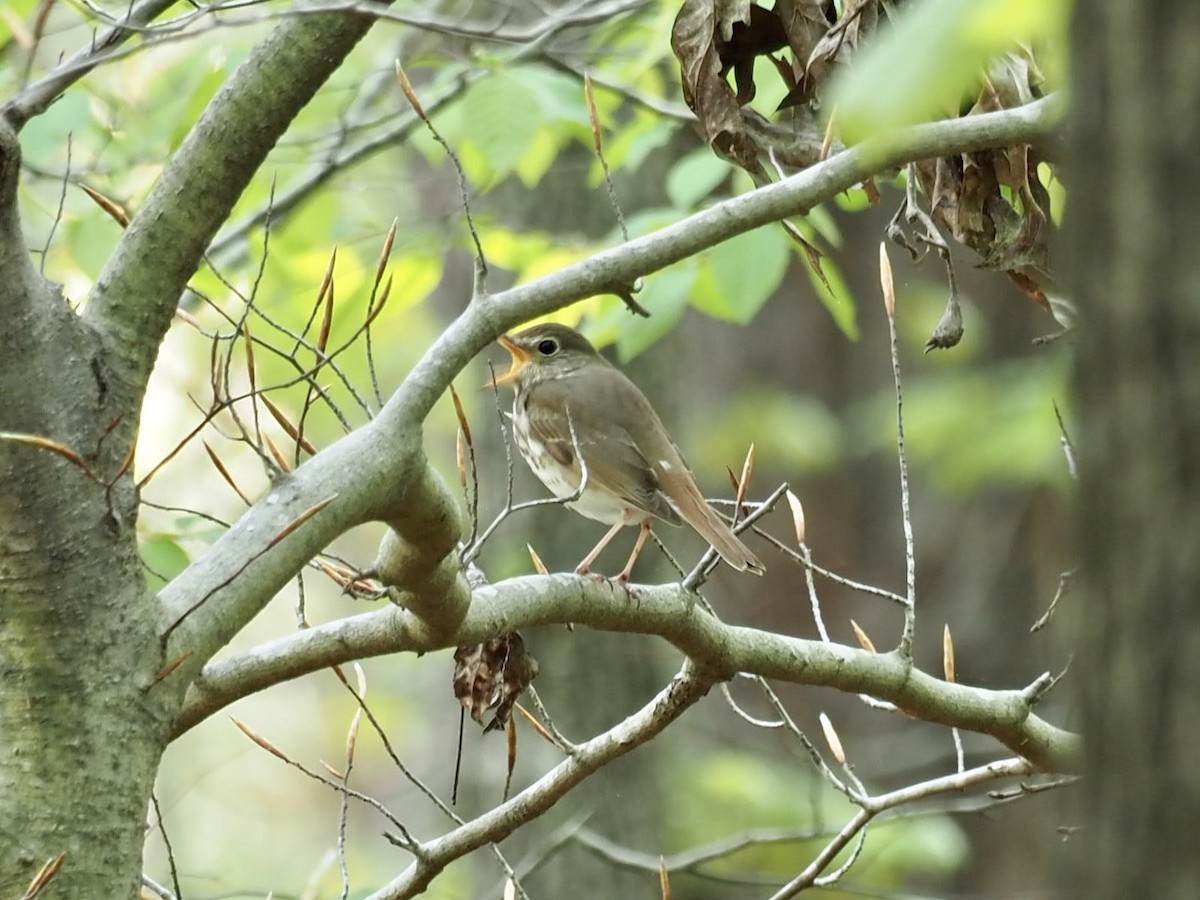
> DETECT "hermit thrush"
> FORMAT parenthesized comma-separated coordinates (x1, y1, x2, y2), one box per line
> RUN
(492, 323, 764, 580)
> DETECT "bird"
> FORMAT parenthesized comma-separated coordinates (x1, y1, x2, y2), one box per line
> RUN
(491, 322, 764, 581)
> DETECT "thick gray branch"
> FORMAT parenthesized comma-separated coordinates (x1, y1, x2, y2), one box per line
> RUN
(83, 0, 387, 406)
(158, 97, 1061, 706)
(174, 575, 1079, 772)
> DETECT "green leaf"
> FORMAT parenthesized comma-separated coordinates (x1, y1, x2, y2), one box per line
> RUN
(692, 225, 790, 323)
(614, 266, 696, 361)
(693, 387, 844, 476)
(600, 114, 675, 172)
(514, 126, 561, 188)
(460, 71, 544, 182)
(799, 244, 858, 339)
(508, 65, 592, 130)
(832, 0, 1069, 141)
(141, 534, 191, 589)
(803, 204, 842, 248)
(666, 148, 732, 209)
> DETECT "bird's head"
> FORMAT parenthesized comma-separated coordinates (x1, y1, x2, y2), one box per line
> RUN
(491, 323, 601, 388)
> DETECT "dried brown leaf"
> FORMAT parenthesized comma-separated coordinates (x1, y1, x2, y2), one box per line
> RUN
(818, 711, 846, 765)
(80, 183, 130, 227)
(453, 633, 540, 733)
(861, 176, 881, 206)
(527, 544, 549, 576)
(267, 495, 336, 547)
(21, 851, 66, 900)
(260, 395, 318, 456)
(670, 0, 764, 168)
(202, 441, 250, 505)
(943, 623, 956, 683)
(232, 717, 288, 762)
(879, 242, 896, 318)
(850, 619, 876, 653)
(660, 856, 672, 900)
(785, 489, 806, 544)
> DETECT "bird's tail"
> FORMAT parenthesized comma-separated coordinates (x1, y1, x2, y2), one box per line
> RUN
(682, 492, 764, 575)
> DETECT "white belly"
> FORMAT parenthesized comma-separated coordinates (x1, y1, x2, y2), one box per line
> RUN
(513, 401, 633, 526)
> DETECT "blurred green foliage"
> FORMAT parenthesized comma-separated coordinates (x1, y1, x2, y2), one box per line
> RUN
(671, 750, 969, 889)
(832, 0, 1071, 141)
(5, 0, 1072, 895)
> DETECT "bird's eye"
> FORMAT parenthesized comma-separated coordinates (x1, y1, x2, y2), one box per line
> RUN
(536, 338, 559, 356)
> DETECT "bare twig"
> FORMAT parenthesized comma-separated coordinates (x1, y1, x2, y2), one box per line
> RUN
(880, 245, 917, 659)
(395, 62, 487, 284)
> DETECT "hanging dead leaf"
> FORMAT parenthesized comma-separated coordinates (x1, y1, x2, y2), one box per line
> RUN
(670, 0, 766, 171)
(453, 633, 540, 733)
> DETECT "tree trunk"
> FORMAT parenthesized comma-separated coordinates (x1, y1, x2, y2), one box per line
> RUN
(0, 5, 383, 892)
(0, 124, 165, 897)
(1069, 4, 1200, 897)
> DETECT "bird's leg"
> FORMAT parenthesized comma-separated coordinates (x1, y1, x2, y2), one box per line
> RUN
(575, 520, 626, 576)
(616, 520, 653, 583)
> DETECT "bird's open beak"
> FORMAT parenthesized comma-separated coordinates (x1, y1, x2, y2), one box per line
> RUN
(489, 335, 529, 387)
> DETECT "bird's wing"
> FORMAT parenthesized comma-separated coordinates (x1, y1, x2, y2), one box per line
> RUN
(524, 378, 682, 525)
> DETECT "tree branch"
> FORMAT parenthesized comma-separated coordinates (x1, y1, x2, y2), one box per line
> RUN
(156, 96, 1062, 710)
(370, 659, 716, 899)
(173, 574, 1079, 773)
(82, 0, 389, 407)
(1, 0, 179, 130)
(0, 119, 45, 321)
(387, 95, 1064, 430)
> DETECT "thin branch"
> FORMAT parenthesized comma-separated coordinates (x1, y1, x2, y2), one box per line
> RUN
(880, 245, 917, 659)
(83, 1, 389, 404)
(2, 0, 179, 129)
(148, 792, 182, 900)
(366, 660, 716, 899)
(157, 97, 1061, 712)
(769, 758, 1034, 899)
